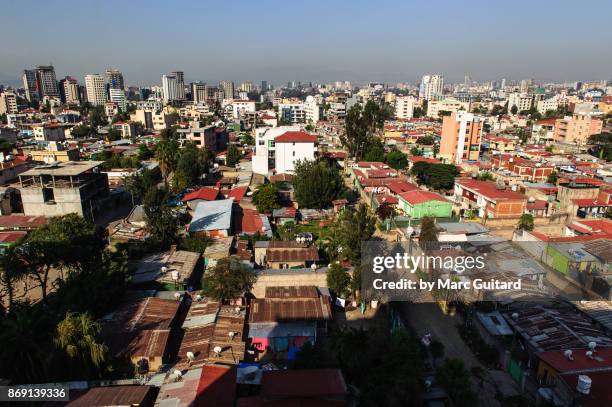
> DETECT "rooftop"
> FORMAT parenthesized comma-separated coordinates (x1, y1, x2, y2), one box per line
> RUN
(189, 199, 234, 233)
(249, 296, 332, 324)
(20, 161, 104, 176)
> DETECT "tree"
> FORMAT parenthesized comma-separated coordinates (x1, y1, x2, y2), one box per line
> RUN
(201, 257, 256, 302)
(419, 216, 438, 249)
(342, 100, 391, 160)
(124, 167, 161, 204)
(252, 183, 282, 213)
(226, 143, 240, 167)
(376, 202, 396, 220)
(478, 172, 494, 181)
(89, 105, 107, 127)
(416, 136, 435, 145)
(410, 146, 423, 156)
(510, 104, 518, 115)
(436, 358, 478, 407)
(363, 138, 385, 162)
(173, 143, 211, 190)
(328, 203, 376, 264)
(155, 138, 179, 183)
(588, 132, 612, 161)
(180, 235, 213, 253)
(293, 159, 345, 209)
(138, 144, 154, 160)
(327, 262, 351, 297)
(71, 125, 95, 138)
(143, 186, 177, 247)
(106, 128, 122, 142)
(411, 162, 459, 191)
(517, 213, 534, 231)
(385, 150, 408, 170)
(54, 312, 109, 379)
(547, 171, 558, 184)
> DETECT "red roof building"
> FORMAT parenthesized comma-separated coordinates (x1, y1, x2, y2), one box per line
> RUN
(274, 131, 317, 143)
(183, 187, 220, 202)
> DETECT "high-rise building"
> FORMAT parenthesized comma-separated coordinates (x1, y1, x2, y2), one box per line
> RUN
(261, 80, 269, 91)
(36, 66, 59, 98)
(85, 74, 107, 106)
(239, 81, 254, 93)
(171, 71, 185, 100)
(419, 74, 444, 101)
(191, 82, 207, 103)
(0, 92, 18, 114)
(500, 78, 507, 89)
(109, 88, 127, 112)
(59, 76, 80, 105)
(395, 96, 416, 119)
(520, 79, 532, 93)
(205, 85, 221, 105)
(440, 111, 483, 164)
(22, 69, 39, 102)
(162, 74, 179, 102)
(220, 81, 234, 99)
(105, 69, 125, 90)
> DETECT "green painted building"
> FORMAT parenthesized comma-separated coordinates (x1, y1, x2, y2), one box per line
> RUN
(398, 190, 452, 219)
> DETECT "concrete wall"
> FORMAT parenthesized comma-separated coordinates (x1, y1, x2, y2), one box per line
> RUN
(20, 187, 84, 217)
(252, 271, 328, 298)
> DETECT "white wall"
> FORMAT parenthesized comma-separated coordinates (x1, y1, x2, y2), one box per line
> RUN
(275, 141, 315, 174)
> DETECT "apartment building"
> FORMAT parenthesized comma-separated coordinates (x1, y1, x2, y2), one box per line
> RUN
(35, 66, 59, 98)
(508, 92, 533, 112)
(85, 74, 107, 106)
(109, 88, 127, 112)
(304, 95, 322, 123)
(191, 82, 206, 103)
(105, 68, 124, 90)
(252, 126, 302, 175)
(278, 100, 306, 124)
(32, 123, 65, 142)
(222, 99, 255, 119)
(395, 96, 416, 119)
(274, 131, 317, 174)
(427, 97, 469, 118)
(0, 92, 18, 114)
(553, 114, 603, 145)
(419, 74, 444, 101)
(440, 111, 483, 164)
(219, 81, 235, 99)
(59, 77, 80, 105)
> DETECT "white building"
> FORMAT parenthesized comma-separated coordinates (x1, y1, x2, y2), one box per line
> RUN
(304, 95, 323, 124)
(278, 101, 306, 124)
(109, 88, 127, 112)
(427, 97, 469, 118)
(395, 96, 416, 119)
(192, 82, 207, 104)
(419, 74, 444, 101)
(536, 97, 559, 115)
(274, 131, 317, 174)
(222, 99, 256, 119)
(85, 74, 107, 106)
(252, 126, 302, 175)
(60, 77, 80, 105)
(162, 74, 179, 103)
(507, 92, 533, 113)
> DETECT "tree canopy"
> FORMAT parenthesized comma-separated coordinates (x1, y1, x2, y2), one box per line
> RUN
(342, 100, 392, 160)
(385, 149, 408, 170)
(411, 162, 459, 190)
(252, 183, 282, 213)
(328, 203, 376, 264)
(143, 186, 178, 247)
(173, 143, 212, 190)
(293, 159, 345, 209)
(201, 257, 256, 302)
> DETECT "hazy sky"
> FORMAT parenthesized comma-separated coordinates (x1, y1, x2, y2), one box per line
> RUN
(1, 0, 611, 87)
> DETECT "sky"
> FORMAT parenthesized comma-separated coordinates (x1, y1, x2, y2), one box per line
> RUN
(1, 0, 611, 87)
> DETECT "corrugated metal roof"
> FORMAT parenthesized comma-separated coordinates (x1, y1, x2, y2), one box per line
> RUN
(249, 297, 332, 324)
(189, 199, 233, 232)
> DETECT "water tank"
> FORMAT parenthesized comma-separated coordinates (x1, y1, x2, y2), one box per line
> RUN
(576, 375, 591, 395)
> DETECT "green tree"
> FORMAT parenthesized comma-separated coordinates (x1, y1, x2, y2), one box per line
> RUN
(201, 257, 256, 302)
(89, 105, 107, 127)
(226, 143, 240, 167)
(293, 159, 345, 209)
(155, 138, 179, 183)
(252, 183, 282, 213)
(478, 172, 494, 181)
(180, 235, 213, 253)
(326, 262, 351, 297)
(419, 216, 438, 249)
(385, 149, 408, 170)
(436, 358, 478, 407)
(173, 143, 210, 190)
(143, 186, 177, 247)
(54, 312, 110, 379)
(363, 138, 385, 162)
(71, 125, 95, 138)
(416, 136, 435, 145)
(517, 213, 534, 231)
(547, 171, 558, 184)
(411, 162, 459, 190)
(106, 128, 122, 141)
(328, 203, 376, 264)
(124, 167, 162, 204)
(410, 146, 423, 156)
(342, 100, 391, 160)
(510, 104, 518, 115)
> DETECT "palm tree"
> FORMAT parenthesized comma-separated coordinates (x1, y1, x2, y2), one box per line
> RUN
(155, 139, 178, 184)
(54, 312, 109, 378)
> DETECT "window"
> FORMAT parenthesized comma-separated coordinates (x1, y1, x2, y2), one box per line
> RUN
(42, 187, 55, 203)
(293, 151, 296, 156)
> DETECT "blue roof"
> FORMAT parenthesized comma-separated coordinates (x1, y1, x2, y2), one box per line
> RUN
(189, 199, 233, 233)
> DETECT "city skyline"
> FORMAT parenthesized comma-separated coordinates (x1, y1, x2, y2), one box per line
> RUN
(1, 0, 611, 86)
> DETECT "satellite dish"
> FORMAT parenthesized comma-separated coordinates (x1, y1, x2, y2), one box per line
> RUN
(213, 346, 222, 355)
(586, 350, 593, 359)
(311, 263, 317, 271)
(196, 294, 202, 301)
(171, 270, 180, 281)
(588, 341, 597, 351)
(511, 312, 519, 320)
(228, 331, 236, 340)
(174, 292, 181, 300)
(186, 352, 195, 361)
(161, 266, 168, 273)
(564, 349, 574, 360)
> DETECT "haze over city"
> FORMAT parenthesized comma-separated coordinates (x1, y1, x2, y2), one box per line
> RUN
(1, 0, 612, 86)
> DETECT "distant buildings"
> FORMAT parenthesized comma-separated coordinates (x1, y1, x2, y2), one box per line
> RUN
(440, 111, 483, 164)
(553, 114, 603, 145)
(35, 65, 59, 98)
(427, 97, 469, 118)
(162, 71, 185, 102)
(191, 81, 206, 103)
(252, 127, 316, 175)
(419, 74, 444, 101)
(109, 88, 127, 112)
(84, 74, 107, 106)
(220, 80, 235, 99)
(508, 92, 533, 112)
(0, 91, 18, 114)
(277, 100, 305, 124)
(454, 178, 527, 219)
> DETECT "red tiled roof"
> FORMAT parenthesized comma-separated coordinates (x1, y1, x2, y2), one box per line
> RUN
(0, 231, 27, 243)
(236, 208, 264, 235)
(375, 194, 398, 205)
(275, 131, 317, 143)
(387, 180, 419, 195)
(260, 369, 347, 399)
(0, 215, 48, 229)
(456, 178, 527, 201)
(228, 186, 248, 201)
(194, 365, 236, 407)
(572, 198, 611, 208)
(537, 347, 612, 374)
(527, 199, 548, 210)
(561, 371, 612, 407)
(408, 156, 441, 164)
(183, 187, 219, 202)
(398, 190, 449, 205)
